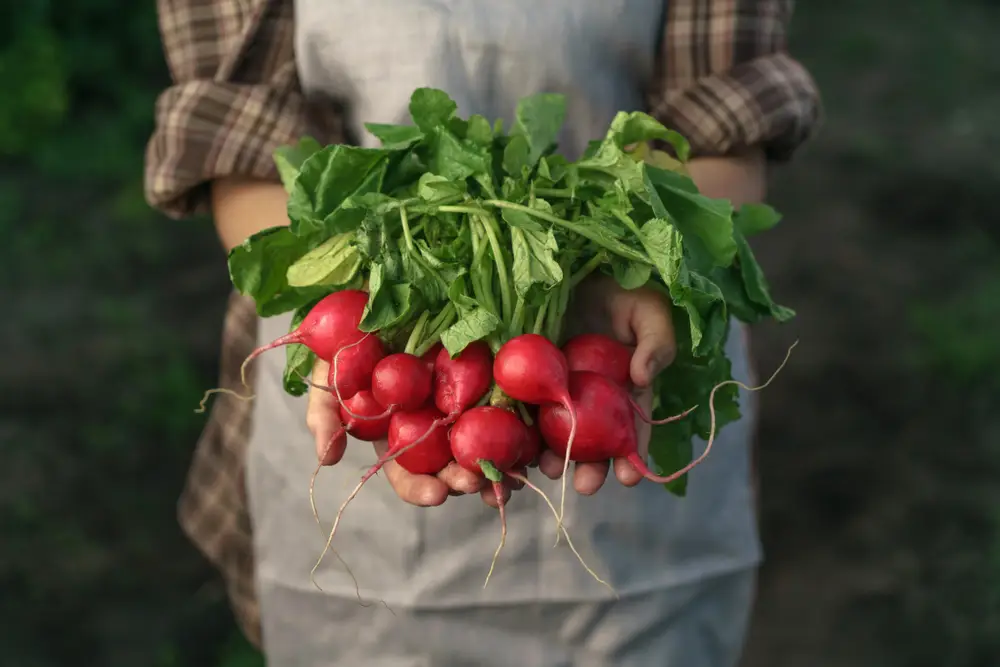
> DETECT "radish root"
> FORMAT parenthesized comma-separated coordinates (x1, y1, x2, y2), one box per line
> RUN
(194, 349, 267, 413)
(311, 421, 443, 587)
(299, 374, 393, 423)
(554, 401, 578, 544)
(628, 340, 798, 485)
(483, 481, 507, 589)
(508, 472, 617, 598)
(627, 397, 699, 426)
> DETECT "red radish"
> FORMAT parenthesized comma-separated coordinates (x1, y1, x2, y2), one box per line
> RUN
(449, 406, 527, 587)
(515, 424, 542, 469)
(420, 342, 444, 371)
(539, 371, 637, 463)
(390, 407, 454, 475)
(196, 289, 372, 412)
(562, 333, 633, 387)
(492, 333, 578, 530)
(338, 390, 392, 442)
(309, 389, 390, 528)
(328, 334, 385, 401)
(451, 406, 526, 474)
(560, 333, 688, 427)
(313, 399, 449, 582)
(371, 353, 433, 412)
(249, 290, 368, 364)
(434, 341, 493, 419)
(540, 343, 797, 485)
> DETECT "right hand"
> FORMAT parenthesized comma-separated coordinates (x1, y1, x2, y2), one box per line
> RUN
(306, 359, 515, 508)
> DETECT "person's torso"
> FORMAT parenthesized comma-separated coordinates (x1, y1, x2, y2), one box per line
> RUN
(244, 0, 761, 609)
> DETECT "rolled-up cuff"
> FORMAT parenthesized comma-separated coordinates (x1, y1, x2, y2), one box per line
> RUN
(650, 53, 822, 162)
(144, 79, 311, 219)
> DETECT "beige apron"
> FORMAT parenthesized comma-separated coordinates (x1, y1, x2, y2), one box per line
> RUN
(246, 1, 761, 664)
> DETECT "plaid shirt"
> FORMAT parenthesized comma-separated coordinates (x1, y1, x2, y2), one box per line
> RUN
(146, 0, 820, 647)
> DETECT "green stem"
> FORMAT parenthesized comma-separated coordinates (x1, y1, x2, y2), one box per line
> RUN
(401, 206, 449, 295)
(532, 294, 551, 335)
(400, 206, 416, 251)
(404, 310, 431, 355)
(473, 226, 499, 316)
(556, 266, 572, 341)
(546, 262, 573, 343)
(488, 383, 513, 408)
(483, 200, 652, 265)
(569, 252, 606, 288)
(479, 213, 513, 325)
(478, 459, 503, 483)
(511, 295, 526, 338)
(438, 205, 487, 216)
(426, 303, 454, 338)
(516, 402, 533, 426)
(413, 303, 457, 358)
(533, 188, 575, 198)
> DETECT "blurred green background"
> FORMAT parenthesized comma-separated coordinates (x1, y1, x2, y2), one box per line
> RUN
(1, 1, 998, 665)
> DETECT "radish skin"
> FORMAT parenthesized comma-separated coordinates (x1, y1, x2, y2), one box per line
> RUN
(562, 333, 700, 426)
(312, 408, 450, 584)
(493, 333, 577, 532)
(195, 290, 370, 412)
(391, 408, 454, 475)
(541, 342, 797, 484)
(515, 424, 542, 469)
(434, 341, 493, 420)
(449, 406, 527, 587)
(327, 334, 385, 401)
(371, 353, 433, 412)
(562, 333, 633, 388)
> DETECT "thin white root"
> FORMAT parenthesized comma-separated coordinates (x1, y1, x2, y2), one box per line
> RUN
(310, 422, 441, 588)
(509, 472, 618, 599)
(194, 387, 254, 414)
(642, 340, 799, 486)
(555, 404, 578, 546)
(483, 481, 507, 589)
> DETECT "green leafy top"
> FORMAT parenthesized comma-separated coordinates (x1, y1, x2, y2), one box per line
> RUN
(227, 87, 793, 495)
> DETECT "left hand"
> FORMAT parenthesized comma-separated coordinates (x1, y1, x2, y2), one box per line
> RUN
(537, 275, 676, 494)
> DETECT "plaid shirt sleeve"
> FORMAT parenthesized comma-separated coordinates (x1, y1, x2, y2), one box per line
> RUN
(144, 0, 316, 218)
(648, 0, 821, 161)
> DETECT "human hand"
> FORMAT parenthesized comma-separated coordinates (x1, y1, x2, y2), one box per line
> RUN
(305, 359, 520, 508)
(536, 275, 676, 494)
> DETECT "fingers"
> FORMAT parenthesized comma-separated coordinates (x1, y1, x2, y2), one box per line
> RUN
(613, 457, 643, 487)
(384, 460, 451, 506)
(537, 449, 610, 495)
(306, 359, 347, 465)
(480, 482, 512, 509)
(605, 286, 676, 388)
(632, 387, 653, 460)
(437, 462, 486, 495)
(573, 462, 609, 495)
(537, 449, 565, 479)
(371, 439, 450, 507)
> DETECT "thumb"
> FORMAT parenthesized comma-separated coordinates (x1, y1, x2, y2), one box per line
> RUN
(623, 293, 676, 388)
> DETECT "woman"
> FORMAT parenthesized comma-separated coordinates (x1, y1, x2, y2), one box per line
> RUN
(146, 0, 820, 664)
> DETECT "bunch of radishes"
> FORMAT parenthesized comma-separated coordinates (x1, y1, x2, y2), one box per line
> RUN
(204, 88, 801, 592)
(237, 286, 738, 588)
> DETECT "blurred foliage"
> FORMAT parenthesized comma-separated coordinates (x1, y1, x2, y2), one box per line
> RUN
(1, 0, 998, 666)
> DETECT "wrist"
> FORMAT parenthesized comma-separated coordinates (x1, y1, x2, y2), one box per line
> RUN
(210, 176, 289, 251)
(685, 147, 767, 207)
